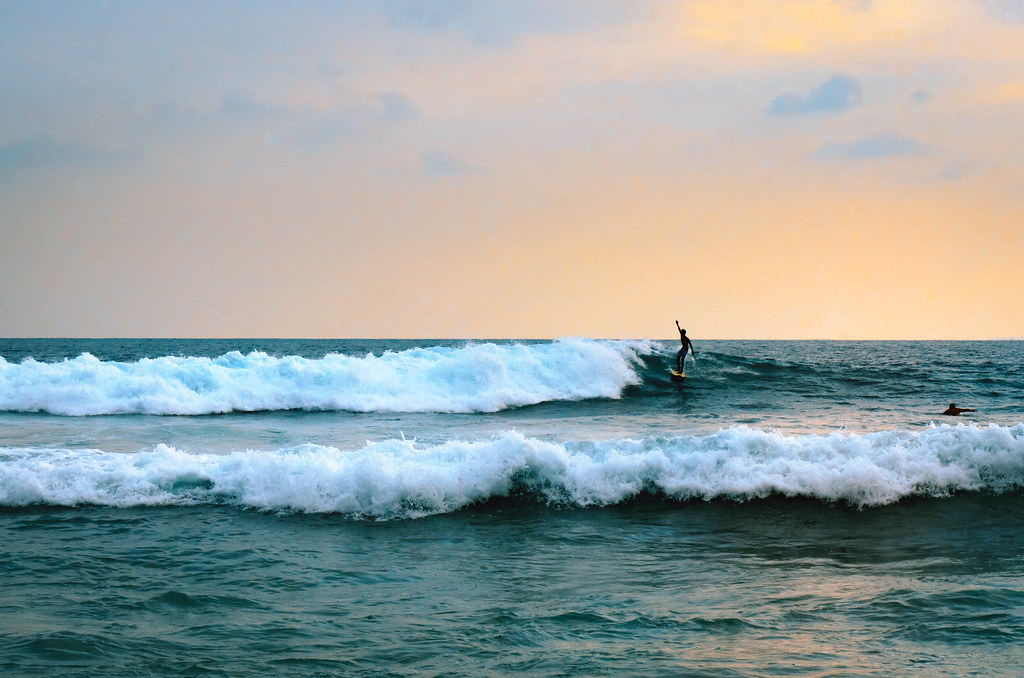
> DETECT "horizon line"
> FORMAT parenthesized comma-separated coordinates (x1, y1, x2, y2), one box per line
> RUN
(2, 336, 1022, 342)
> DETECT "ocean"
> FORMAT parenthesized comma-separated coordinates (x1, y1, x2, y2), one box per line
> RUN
(2, 338, 1023, 676)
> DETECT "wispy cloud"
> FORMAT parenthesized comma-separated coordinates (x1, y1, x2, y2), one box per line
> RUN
(387, 0, 474, 32)
(935, 160, 977, 182)
(0, 136, 129, 180)
(219, 92, 291, 122)
(768, 75, 862, 116)
(140, 88, 421, 151)
(980, 0, 1024, 23)
(376, 92, 420, 123)
(385, 0, 640, 45)
(814, 133, 928, 161)
(422, 151, 484, 177)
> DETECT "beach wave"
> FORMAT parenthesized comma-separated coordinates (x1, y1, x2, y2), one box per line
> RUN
(0, 339, 652, 415)
(2, 424, 1022, 517)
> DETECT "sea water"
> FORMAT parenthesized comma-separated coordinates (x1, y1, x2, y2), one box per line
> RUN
(2, 339, 1023, 676)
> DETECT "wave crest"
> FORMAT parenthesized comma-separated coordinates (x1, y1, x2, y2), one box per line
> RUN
(0, 338, 652, 415)
(2, 424, 1022, 517)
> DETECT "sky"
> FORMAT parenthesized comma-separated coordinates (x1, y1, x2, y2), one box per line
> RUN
(2, 0, 1023, 339)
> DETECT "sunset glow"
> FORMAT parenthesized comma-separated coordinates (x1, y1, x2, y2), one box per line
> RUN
(2, 0, 1022, 338)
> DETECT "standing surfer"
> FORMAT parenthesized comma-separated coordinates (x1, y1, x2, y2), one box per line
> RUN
(675, 321, 695, 372)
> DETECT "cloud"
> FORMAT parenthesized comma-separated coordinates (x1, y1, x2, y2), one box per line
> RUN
(814, 133, 928, 161)
(0, 136, 128, 180)
(140, 87, 422, 153)
(936, 160, 976, 182)
(422, 151, 484, 177)
(387, 0, 473, 32)
(768, 75, 862, 115)
(384, 0, 641, 45)
(980, 0, 1024, 23)
(219, 92, 291, 122)
(376, 92, 421, 123)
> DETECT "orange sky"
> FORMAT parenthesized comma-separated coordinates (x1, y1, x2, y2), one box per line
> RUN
(1, 0, 1022, 339)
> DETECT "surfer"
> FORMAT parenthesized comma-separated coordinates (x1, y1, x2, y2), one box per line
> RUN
(675, 321, 695, 372)
(942, 403, 976, 416)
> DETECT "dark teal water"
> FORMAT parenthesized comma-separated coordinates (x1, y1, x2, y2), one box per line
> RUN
(4, 496, 1024, 677)
(2, 339, 1023, 675)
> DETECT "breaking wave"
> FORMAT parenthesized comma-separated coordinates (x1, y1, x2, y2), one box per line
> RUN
(2, 424, 1022, 518)
(0, 338, 653, 415)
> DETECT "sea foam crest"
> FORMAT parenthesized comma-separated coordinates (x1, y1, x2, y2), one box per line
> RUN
(0, 339, 652, 415)
(2, 424, 1022, 517)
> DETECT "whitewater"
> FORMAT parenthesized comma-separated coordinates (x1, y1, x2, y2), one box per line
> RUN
(0, 338, 651, 415)
(4, 425, 1024, 516)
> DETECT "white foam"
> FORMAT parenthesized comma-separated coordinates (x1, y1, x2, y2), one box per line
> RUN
(0, 339, 652, 415)
(2, 424, 1022, 517)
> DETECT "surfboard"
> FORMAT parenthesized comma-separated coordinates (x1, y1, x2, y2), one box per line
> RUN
(670, 369, 686, 382)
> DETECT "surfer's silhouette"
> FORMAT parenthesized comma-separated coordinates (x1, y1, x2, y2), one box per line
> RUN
(942, 403, 976, 416)
(675, 321, 695, 372)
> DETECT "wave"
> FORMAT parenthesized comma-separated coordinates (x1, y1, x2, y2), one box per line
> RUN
(2, 424, 1022, 517)
(0, 339, 652, 415)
